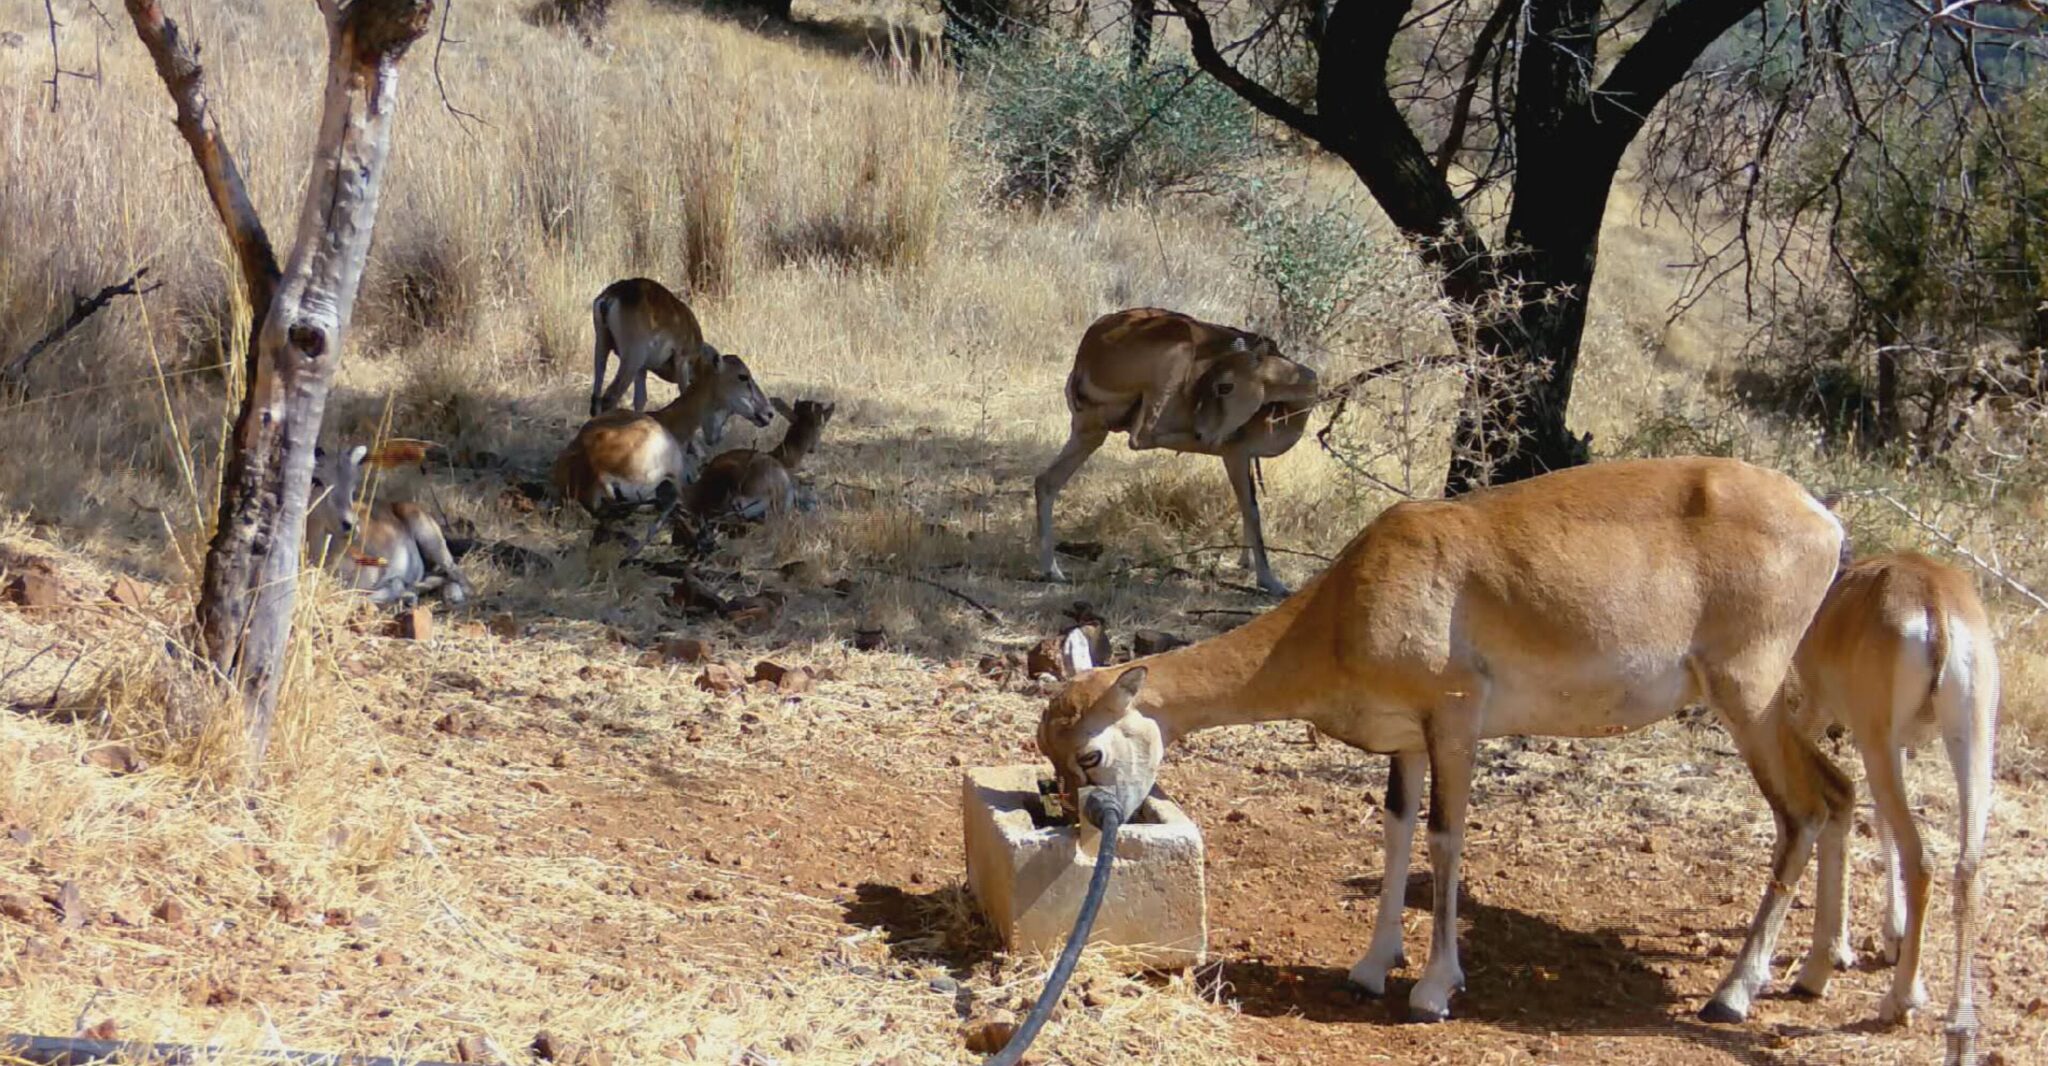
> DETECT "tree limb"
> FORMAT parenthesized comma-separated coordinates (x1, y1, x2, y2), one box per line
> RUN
(120, 0, 281, 316)
(1433, 0, 1520, 177)
(2, 269, 160, 387)
(1163, 0, 1327, 140)
(1591, 0, 1765, 157)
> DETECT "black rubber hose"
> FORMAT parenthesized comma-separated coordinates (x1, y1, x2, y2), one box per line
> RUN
(983, 790, 1125, 1066)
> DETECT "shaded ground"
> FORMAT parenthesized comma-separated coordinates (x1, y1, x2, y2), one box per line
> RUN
(9, 529, 2042, 1066)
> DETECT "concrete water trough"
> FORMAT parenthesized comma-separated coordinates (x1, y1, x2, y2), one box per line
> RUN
(961, 764, 1207, 969)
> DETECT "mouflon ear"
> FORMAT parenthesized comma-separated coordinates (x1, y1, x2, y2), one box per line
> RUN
(1082, 665, 1147, 732)
(1113, 665, 1146, 699)
(771, 397, 795, 422)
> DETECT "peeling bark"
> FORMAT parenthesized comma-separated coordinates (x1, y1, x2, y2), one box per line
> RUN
(124, 0, 432, 763)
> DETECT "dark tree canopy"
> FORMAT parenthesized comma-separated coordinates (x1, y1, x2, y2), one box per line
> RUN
(1160, 0, 2048, 493)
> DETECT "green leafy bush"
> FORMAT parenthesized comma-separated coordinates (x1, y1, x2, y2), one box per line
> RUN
(1236, 188, 1406, 344)
(965, 40, 1259, 204)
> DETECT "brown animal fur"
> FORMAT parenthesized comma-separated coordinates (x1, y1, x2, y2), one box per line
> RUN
(590, 277, 720, 416)
(1035, 308, 1319, 594)
(1784, 552, 1999, 1065)
(689, 398, 836, 522)
(1037, 456, 1851, 1024)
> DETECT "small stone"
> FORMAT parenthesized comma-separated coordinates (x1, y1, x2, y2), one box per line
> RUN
(550, 750, 571, 769)
(780, 1032, 813, 1055)
(1026, 638, 1063, 680)
(487, 613, 522, 639)
(928, 976, 959, 995)
(1225, 809, 1249, 824)
(393, 605, 433, 641)
(3, 573, 66, 609)
(0, 893, 39, 923)
(696, 663, 746, 695)
(107, 576, 151, 608)
(82, 744, 147, 776)
(963, 1019, 1018, 1054)
(54, 881, 85, 929)
(853, 627, 887, 652)
(654, 637, 710, 664)
(152, 897, 186, 925)
(375, 947, 406, 968)
(1132, 629, 1188, 656)
(532, 1032, 563, 1061)
(434, 712, 467, 735)
(74, 1019, 118, 1041)
(7, 827, 29, 846)
(752, 661, 813, 694)
(688, 884, 727, 902)
(453, 1035, 491, 1063)
(1638, 835, 1658, 854)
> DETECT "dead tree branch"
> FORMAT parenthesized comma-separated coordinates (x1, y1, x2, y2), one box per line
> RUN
(2, 269, 159, 390)
(1856, 490, 2048, 612)
(124, 0, 433, 764)
(432, 0, 486, 137)
(121, 0, 281, 319)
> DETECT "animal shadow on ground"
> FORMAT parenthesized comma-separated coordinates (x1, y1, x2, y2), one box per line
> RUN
(1211, 871, 1794, 1065)
(842, 881, 1003, 982)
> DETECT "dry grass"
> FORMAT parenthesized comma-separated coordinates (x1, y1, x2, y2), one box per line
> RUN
(3, 0, 2047, 1062)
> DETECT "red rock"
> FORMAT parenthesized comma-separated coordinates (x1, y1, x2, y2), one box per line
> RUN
(695, 663, 745, 695)
(486, 613, 522, 639)
(1026, 637, 1063, 679)
(74, 1019, 117, 1041)
(393, 605, 433, 641)
(107, 576, 151, 608)
(0, 893, 39, 923)
(152, 897, 186, 925)
(750, 661, 813, 694)
(82, 744, 147, 776)
(654, 637, 710, 664)
(963, 1019, 1019, 1054)
(3, 573, 65, 609)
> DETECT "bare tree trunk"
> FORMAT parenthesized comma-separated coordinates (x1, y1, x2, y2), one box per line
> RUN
(1170, 0, 1763, 496)
(124, 0, 432, 764)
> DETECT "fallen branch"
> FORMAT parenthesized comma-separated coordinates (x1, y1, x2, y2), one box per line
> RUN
(865, 567, 1004, 625)
(1, 1033, 463, 1066)
(1851, 489, 2048, 613)
(3, 269, 159, 389)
